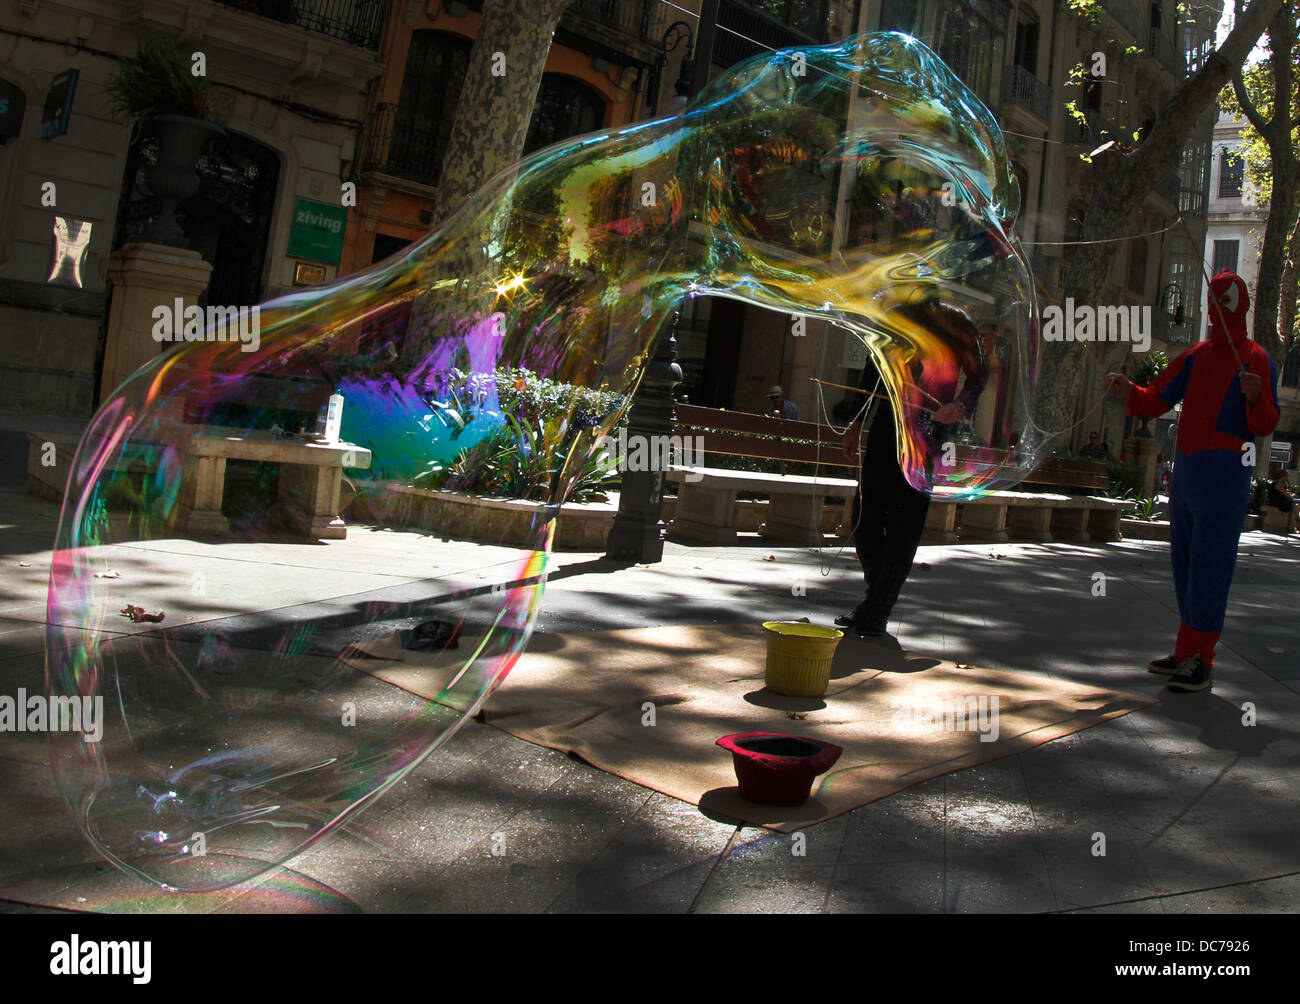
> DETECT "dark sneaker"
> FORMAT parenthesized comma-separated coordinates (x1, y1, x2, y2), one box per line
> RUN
(1166, 656, 1212, 693)
(851, 608, 889, 636)
(1147, 654, 1178, 675)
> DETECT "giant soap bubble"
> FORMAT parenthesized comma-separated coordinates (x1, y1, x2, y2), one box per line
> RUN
(47, 32, 1042, 892)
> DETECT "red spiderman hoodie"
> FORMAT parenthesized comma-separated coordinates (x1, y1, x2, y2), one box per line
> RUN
(1127, 271, 1278, 467)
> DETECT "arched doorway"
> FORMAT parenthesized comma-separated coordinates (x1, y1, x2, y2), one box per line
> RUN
(111, 127, 281, 308)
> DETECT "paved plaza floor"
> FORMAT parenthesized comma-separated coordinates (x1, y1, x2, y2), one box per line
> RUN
(1, 452, 1298, 912)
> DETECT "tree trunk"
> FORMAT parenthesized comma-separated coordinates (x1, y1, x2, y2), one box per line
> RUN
(1234, 5, 1299, 363)
(1279, 208, 1300, 349)
(432, 0, 573, 224)
(1035, 0, 1287, 441)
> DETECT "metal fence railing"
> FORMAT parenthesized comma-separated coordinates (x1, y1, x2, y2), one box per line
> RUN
(214, 0, 387, 50)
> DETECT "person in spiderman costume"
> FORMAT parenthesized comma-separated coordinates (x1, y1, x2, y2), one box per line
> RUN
(1108, 270, 1279, 692)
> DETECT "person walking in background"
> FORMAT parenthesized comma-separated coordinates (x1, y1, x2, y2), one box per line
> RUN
(765, 386, 800, 420)
(1107, 270, 1279, 693)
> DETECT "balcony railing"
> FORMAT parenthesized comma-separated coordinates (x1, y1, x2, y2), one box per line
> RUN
(566, 0, 655, 40)
(714, 0, 827, 69)
(458, 0, 661, 64)
(362, 102, 445, 190)
(214, 0, 387, 49)
(1001, 64, 1053, 122)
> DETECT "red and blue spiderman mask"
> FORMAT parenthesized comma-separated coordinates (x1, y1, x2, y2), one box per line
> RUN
(1207, 270, 1249, 343)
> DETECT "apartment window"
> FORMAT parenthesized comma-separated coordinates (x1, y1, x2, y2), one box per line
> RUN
(1082, 73, 1102, 113)
(936, 0, 1007, 102)
(1218, 150, 1243, 198)
(523, 75, 605, 155)
(879, 0, 919, 33)
(390, 31, 473, 187)
(1012, 9, 1040, 75)
(1128, 239, 1148, 295)
(1212, 239, 1239, 275)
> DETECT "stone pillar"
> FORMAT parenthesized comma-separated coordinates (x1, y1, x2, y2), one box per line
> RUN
(100, 243, 212, 405)
(1125, 435, 1162, 499)
(972, 350, 1002, 444)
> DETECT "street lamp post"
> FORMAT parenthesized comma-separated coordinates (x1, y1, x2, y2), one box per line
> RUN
(605, 11, 714, 563)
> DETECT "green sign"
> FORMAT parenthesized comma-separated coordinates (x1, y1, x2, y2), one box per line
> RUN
(287, 198, 347, 264)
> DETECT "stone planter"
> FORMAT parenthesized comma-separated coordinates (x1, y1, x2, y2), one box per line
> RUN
(139, 115, 225, 248)
(1120, 518, 1172, 541)
(377, 484, 617, 551)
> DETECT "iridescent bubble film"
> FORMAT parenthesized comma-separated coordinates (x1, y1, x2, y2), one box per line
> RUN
(47, 32, 1042, 892)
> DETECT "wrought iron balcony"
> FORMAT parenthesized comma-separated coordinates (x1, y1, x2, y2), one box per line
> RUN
(714, 0, 828, 69)
(362, 102, 445, 190)
(456, 0, 662, 65)
(1001, 64, 1053, 123)
(213, 0, 387, 50)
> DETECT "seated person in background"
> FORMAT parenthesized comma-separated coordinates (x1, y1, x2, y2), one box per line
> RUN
(1267, 468, 1295, 513)
(1079, 431, 1110, 460)
(765, 385, 800, 420)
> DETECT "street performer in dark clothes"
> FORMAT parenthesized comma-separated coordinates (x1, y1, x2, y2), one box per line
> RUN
(837, 298, 986, 635)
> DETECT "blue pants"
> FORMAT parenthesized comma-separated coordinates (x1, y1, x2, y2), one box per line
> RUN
(1169, 450, 1250, 636)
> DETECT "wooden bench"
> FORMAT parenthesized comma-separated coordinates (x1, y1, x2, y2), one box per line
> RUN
(666, 406, 856, 546)
(664, 405, 1127, 545)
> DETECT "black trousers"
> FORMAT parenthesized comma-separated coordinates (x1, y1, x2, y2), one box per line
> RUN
(851, 410, 931, 585)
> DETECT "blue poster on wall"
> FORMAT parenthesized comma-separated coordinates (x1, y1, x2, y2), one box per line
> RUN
(0, 79, 26, 144)
(40, 69, 78, 139)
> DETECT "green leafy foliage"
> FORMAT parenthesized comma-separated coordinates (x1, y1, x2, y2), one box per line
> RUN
(104, 37, 212, 123)
(1128, 350, 1169, 385)
(414, 369, 625, 503)
(1126, 495, 1164, 521)
(1107, 458, 1144, 498)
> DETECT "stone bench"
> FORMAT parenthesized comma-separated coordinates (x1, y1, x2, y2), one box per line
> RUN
(665, 466, 856, 546)
(28, 428, 372, 540)
(178, 429, 371, 539)
(924, 489, 1131, 544)
(664, 465, 1129, 546)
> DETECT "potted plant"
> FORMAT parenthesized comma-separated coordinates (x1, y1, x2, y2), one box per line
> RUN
(105, 37, 224, 248)
(1128, 350, 1169, 438)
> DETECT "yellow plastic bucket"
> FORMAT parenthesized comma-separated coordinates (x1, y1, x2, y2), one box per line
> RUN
(762, 621, 844, 698)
